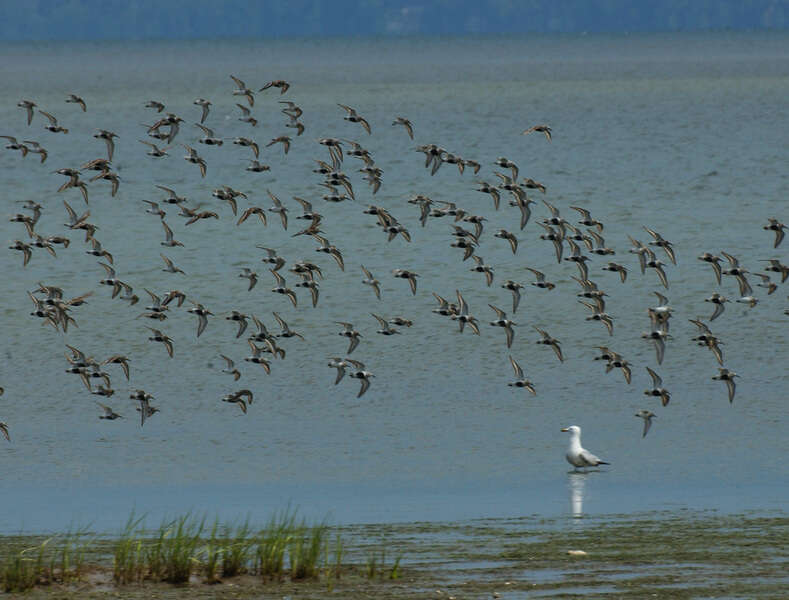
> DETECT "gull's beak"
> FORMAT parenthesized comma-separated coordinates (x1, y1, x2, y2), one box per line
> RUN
(561, 427, 569, 432)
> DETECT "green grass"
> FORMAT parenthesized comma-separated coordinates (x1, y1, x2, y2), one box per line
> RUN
(159, 514, 205, 584)
(363, 542, 403, 581)
(364, 547, 381, 579)
(1, 541, 45, 592)
(1, 529, 94, 592)
(113, 513, 145, 584)
(389, 553, 403, 579)
(255, 507, 295, 580)
(91, 508, 367, 588)
(329, 533, 344, 582)
(220, 518, 254, 578)
(199, 519, 221, 584)
(111, 510, 342, 585)
(288, 519, 328, 580)
(52, 528, 93, 584)
(252, 507, 334, 581)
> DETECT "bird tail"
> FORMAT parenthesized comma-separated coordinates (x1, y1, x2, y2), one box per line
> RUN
(597, 461, 611, 465)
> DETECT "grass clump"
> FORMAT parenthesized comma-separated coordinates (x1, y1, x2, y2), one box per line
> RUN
(327, 533, 344, 585)
(115, 512, 207, 584)
(200, 519, 222, 584)
(1, 529, 94, 592)
(3, 507, 412, 592)
(112, 508, 348, 585)
(255, 508, 294, 581)
(288, 520, 328, 580)
(148, 513, 205, 584)
(1, 541, 46, 592)
(253, 507, 340, 582)
(389, 554, 403, 579)
(113, 513, 145, 584)
(50, 528, 92, 584)
(220, 518, 254, 578)
(365, 546, 404, 580)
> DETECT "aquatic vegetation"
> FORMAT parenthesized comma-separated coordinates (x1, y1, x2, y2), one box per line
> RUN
(199, 519, 222, 584)
(52, 528, 93, 584)
(389, 553, 403, 580)
(1, 541, 45, 592)
(1, 529, 93, 591)
(164, 514, 206, 584)
(113, 509, 351, 585)
(113, 514, 145, 584)
(255, 507, 296, 580)
(287, 520, 328, 580)
(327, 533, 344, 583)
(220, 518, 254, 577)
(4, 509, 787, 598)
(364, 546, 404, 580)
(364, 548, 383, 579)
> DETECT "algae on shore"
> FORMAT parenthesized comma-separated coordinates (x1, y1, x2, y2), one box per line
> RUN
(2, 509, 787, 598)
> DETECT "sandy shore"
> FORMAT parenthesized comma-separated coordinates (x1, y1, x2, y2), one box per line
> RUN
(3, 509, 788, 598)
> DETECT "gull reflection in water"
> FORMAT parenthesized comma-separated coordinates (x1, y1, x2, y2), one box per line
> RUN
(568, 472, 586, 518)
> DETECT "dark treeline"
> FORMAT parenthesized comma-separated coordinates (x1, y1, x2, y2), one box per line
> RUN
(2, 0, 788, 41)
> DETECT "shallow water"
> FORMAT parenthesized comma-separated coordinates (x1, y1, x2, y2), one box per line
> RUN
(0, 32, 787, 533)
(2, 509, 786, 598)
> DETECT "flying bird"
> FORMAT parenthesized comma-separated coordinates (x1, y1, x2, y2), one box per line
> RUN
(522, 124, 552, 141)
(634, 410, 657, 438)
(507, 356, 536, 394)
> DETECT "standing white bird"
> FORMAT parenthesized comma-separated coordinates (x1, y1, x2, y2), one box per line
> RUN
(561, 426, 610, 470)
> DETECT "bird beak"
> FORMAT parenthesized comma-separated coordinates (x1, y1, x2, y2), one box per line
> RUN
(561, 427, 569, 432)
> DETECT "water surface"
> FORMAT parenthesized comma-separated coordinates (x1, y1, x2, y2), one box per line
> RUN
(0, 32, 787, 532)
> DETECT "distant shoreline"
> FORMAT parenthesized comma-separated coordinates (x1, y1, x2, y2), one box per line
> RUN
(1, 1, 787, 42)
(2, 28, 788, 44)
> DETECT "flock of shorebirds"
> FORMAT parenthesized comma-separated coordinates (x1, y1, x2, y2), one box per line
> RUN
(1, 75, 787, 468)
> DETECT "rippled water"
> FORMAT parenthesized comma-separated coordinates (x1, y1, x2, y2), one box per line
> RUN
(0, 32, 787, 533)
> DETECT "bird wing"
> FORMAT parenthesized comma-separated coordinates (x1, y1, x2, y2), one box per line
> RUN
(505, 324, 515, 348)
(510, 287, 521, 312)
(99, 262, 116, 278)
(407, 275, 417, 295)
(271, 269, 285, 287)
(654, 337, 665, 365)
(726, 379, 736, 403)
(346, 358, 365, 370)
(39, 110, 58, 125)
(642, 416, 653, 438)
(347, 335, 359, 354)
(578, 449, 601, 467)
(196, 313, 208, 337)
(721, 251, 739, 267)
(710, 302, 725, 321)
(646, 366, 662, 388)
(488, 304, 506, 320)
